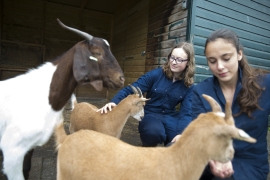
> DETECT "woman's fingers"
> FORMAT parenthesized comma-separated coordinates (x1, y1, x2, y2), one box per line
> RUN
(96, 103, 116, 114)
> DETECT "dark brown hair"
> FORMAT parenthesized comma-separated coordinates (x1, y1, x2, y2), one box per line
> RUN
(162, 42, 195, 87)
(205, 28, 269, 118)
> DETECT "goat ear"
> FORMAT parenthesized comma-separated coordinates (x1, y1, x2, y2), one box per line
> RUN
(143, 98, 150, 102)
(202, 94, 222, 112)
(135, 98, 150, 105)
(73, 43, 103, 91)
(215, 125, 256, 143)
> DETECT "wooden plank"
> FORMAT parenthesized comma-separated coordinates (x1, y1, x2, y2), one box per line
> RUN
(231, 0, 270, 16)
(194, 19, 270, 45)
(148, 3, 184, 25)
(1, 40, 44, 47)
(149, 0, 179, 17)
(0, 0, 2, 56)
(1, 41, 43, 69)
(147, 39, 177, 52)
(0, 70, 25, 80)
(146, 48, 172, 59)
(124, 71, 145, 78)
(196, 6, 270, 37)
(128, 0, 149, 16)
(205, 0, 270, 23)
(196, 0, 269, 30)
(147, 29, 186, 46)
(148, 17, 187, 39)
(146, 57, 167, 65)
(148, 11, 187, 32)
(124, 40, 147, 51)
(123, 66, 145, 72)
(252, 0, 270, 8)
(124, 59, 145, 66)
(126, 25, 148, 40)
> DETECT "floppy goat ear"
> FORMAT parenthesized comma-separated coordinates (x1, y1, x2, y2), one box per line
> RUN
(72, 43, 103, 91)
(215, 125, 256, 143)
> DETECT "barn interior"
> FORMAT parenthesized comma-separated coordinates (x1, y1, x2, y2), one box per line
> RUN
(0, 0, 188, 101)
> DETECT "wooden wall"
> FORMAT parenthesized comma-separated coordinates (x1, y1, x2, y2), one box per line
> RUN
(0, 0, 190, 100)
(189, 0, 270, 83)
(108, 0, 149, 99)
(146, 0, 188, 71)
(0, 0, 113, 100)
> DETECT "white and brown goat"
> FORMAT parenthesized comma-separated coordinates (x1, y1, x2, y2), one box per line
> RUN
(69, 85, 149, 138)
(0, 19, 124, 180)
(55, 94, 256, 180)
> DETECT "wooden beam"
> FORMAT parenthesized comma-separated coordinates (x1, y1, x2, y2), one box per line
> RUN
(1, 40, 44, 47)
(0, 68, 27, 72)
(81, 0, 89, 9)
(0, 0, 3, 56)
(42, 0, 47, 63)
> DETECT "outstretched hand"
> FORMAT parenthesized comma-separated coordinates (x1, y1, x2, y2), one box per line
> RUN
(209, 160, 234, 178)
(96, 102, 117, 114)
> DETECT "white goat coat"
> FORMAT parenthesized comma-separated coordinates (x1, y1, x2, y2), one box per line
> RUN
(0, 62, 62, 180)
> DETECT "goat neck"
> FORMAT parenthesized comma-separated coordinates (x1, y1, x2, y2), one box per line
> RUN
(106, 96, 136, 138)
(167, 122, 213, 180)
(49, 48, 78, 111)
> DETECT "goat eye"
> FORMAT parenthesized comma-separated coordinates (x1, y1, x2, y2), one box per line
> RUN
(93, 53, 101, 56)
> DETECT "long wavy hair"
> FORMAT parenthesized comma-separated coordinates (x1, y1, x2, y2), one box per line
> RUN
(162, 42, 195, 87)
(205, 28, 269, 118)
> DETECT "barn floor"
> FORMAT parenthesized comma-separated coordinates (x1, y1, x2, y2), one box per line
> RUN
(0, 99, 269, 180)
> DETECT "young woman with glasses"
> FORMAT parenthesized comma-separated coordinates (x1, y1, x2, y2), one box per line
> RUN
(98, 42, 195, 147)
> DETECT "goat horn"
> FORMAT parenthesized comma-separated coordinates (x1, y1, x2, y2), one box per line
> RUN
(224, 101, 235, 126)
(202, 94, 222, 112)
(136, 87, 143, 97)
(128, 84, 139, 95)
(57, 18, 93, 40)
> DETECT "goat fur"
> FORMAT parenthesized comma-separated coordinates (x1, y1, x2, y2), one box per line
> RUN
(69, 86, 149, 138)
(54, 94, 256, 180)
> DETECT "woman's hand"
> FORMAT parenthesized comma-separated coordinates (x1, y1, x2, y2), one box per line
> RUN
(209, 160, 234, 178)
(171, 135, 182, 143)
(96, 102, 117, 114)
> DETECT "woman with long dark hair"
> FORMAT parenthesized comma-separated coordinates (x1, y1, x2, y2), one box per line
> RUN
(193, 28, 270, 180)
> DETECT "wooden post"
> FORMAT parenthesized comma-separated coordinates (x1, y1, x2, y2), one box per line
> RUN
(0, 0, 3, 57)
(42, 0, 47, 63)
(75, 0, 89, 97)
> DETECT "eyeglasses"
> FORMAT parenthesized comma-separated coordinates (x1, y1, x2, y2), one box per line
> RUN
(169, 55, 188, 64)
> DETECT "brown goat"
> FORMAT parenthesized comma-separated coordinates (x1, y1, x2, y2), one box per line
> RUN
(0, 19, 124, 180)
(69, 85, 149, 138)
(54, 94, 256, 180)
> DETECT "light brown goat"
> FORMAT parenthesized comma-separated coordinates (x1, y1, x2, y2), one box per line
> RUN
(54, 94, 256, 180)
(69, 85, 149, 138)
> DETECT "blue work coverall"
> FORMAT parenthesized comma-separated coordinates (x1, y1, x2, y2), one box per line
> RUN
(111, 67, 194, 146)
(192, 68, 270, 180)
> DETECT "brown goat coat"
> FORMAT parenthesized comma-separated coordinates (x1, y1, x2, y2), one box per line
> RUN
(69, 94, 146, 138)
(55, 105, 255, 180)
